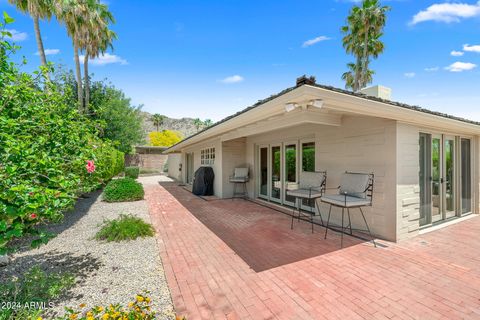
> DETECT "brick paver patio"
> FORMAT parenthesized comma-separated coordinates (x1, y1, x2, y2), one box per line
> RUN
(146, 181, 480, 320)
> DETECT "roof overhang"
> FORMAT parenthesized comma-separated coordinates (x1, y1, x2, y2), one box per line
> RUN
(165, 85, 480, 153)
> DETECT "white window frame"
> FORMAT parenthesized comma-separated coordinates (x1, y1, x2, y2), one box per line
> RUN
(200, 147, 215, 165)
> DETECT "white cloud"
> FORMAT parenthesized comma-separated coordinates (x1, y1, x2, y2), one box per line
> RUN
(451, 50, 464, 56)
(425, 66, 440, 72)
(36, 48, 60, 56)
(302, 36, 331, 48)
(445, 61, 477, 72)
(463, 44, 480, 53)
(219, 75, 244, 84)
(78, 53, 128, 66)
(404, 72, 416, 78)
(410, 1, 480, 25)
(4, 29, 27, 42)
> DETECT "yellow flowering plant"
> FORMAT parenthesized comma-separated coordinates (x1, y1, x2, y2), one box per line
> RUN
(58, 294, 157, 320)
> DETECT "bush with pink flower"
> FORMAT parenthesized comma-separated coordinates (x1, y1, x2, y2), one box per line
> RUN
(0, 15, 125, 253)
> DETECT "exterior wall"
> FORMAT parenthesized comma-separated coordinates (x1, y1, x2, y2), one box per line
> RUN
(167, 153, 182, 181)
(245, 116, 398, 241)
(182, 137, 223, 197)
(314, 116, 397, 241)
(396, 123, 421, 241)
(222, 138, 247, 198)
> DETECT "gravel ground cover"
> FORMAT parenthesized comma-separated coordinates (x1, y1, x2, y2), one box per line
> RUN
(0, 175, 174, 319)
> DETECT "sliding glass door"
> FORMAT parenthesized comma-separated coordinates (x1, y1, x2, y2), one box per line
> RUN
(256, 140, 315, 208)
(419, 133, 471, 227)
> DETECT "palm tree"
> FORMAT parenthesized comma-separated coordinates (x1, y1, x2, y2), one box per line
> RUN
(55, 0, 88, 111)
(203, 119, 213, 127)
(8, 0, 53, 80)
(152, 114, 165, 132)
(81, 1, 116, 113)
(342, 62, 375, 90)
(193, 118, 203, 132)
(342, 0, 390, 91)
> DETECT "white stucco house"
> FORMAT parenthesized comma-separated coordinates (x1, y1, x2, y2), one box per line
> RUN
(165, 76, 479, 242)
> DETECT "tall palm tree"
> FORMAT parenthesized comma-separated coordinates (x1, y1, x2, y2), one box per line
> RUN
(81, 0, 116, 113)
(152, 114, 165, 132)
(342, 62, 375, 90)
(193, 118, 203, 132)
(342, 0, 390, 91)
(8, 0, 53, 80)
(55, 0, 88, 111)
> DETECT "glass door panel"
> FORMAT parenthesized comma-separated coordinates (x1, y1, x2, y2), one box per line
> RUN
(284, 143, 298, 205)
(259, 147, 268, 199)
(431, 136, 442, 223)
(461, 138, 472, 214)
(419, 134, 431, 226)
(271, 145, 282, 203)
(444, 137, 455, 218)
(301, 142, 316, 211)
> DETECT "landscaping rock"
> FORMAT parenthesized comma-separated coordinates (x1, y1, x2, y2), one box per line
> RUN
(1, 175, 175, 319)
(0, 255, 10, 266)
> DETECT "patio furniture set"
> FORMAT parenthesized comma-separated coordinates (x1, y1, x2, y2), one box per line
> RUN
(229, 168, 376, 248)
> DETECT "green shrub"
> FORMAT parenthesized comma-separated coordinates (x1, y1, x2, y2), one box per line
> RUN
(0, 14, 124, 253)
(95, 214, 154, 242)
(0, 266, 74, 320)
(103, 178, 144, 202)
(125, 166, 140, 179)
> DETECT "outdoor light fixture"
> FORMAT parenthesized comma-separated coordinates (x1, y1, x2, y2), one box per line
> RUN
(285, 103, 297, 112)
(310, 99, 324, 109)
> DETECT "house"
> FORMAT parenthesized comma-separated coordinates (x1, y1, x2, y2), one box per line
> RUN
(164, 76, 479, 242)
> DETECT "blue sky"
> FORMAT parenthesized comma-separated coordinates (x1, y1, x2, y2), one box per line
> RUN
(1, 0, 480, 121)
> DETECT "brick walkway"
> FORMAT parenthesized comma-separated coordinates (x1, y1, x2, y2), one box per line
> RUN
(146, 182, 480, 320)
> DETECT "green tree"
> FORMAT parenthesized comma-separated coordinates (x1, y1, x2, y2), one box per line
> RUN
(7, 0, 53, 80)
(203, 119, 213, 127)
(342, 0, 390, 91)
(151, 113, 165, 132)
(193, 118, 203, 132)
(89, 80, 145, 153)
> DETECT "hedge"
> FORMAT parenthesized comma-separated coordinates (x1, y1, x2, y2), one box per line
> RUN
(0, 16, 124, 252)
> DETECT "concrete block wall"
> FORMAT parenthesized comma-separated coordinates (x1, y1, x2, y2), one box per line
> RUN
(396, 123, 421, 241)
(314, 116, 397, 241)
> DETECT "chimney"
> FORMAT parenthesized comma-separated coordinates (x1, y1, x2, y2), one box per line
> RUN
(296, 75, 316, 86)
(359, 85, 392, 100)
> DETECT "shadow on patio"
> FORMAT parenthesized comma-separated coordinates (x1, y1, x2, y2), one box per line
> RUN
(160, 182, 367, 272)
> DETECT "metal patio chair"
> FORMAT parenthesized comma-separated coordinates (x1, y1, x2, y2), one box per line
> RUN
(321, 172, 376, 248)
(229, 167, 249, 199)
(287, 171, 327, 233)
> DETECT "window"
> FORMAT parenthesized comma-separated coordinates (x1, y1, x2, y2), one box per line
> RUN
(301, 142, 315, 172)
(200, 147, 215, 165)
